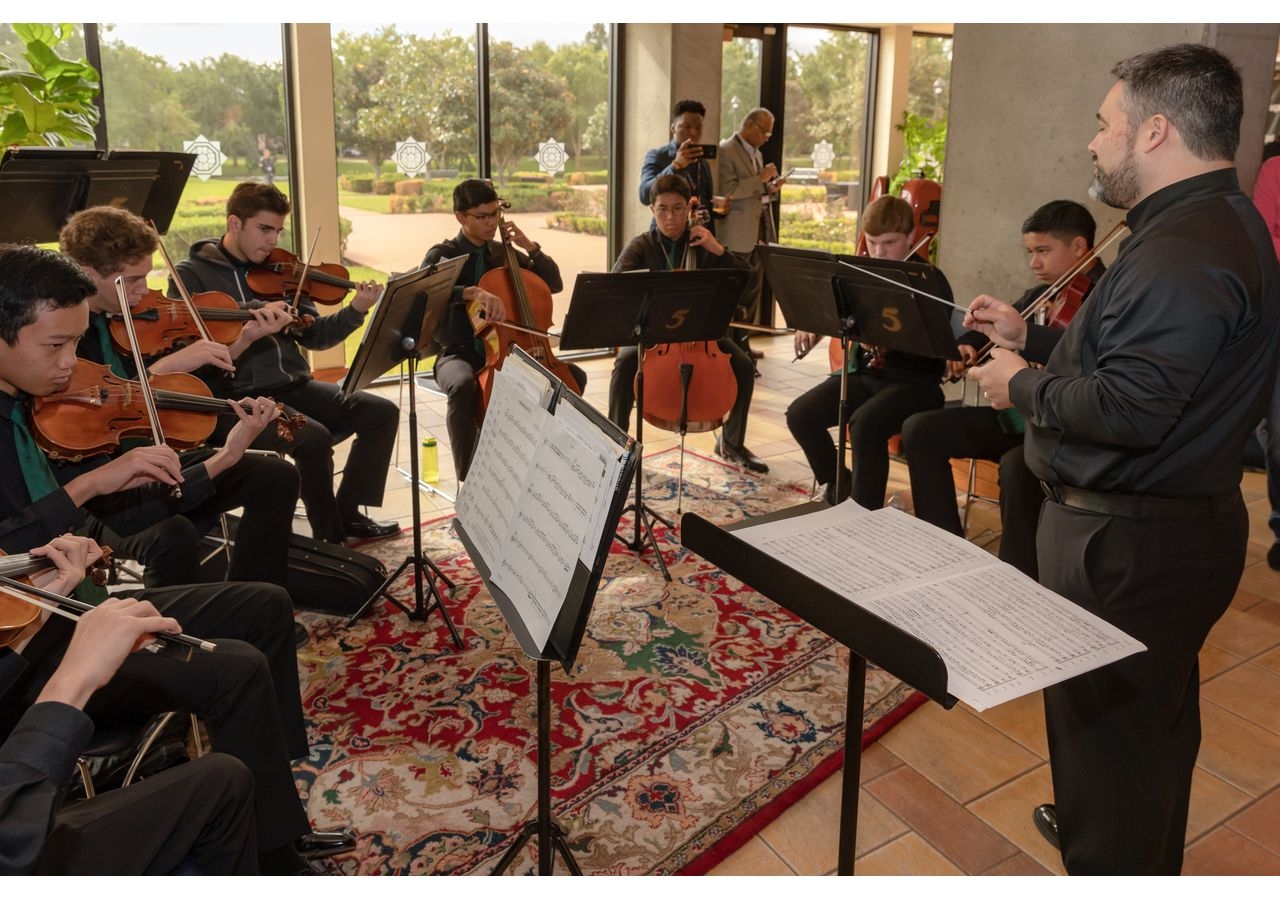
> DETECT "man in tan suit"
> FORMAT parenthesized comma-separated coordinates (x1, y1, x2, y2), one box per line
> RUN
(716, 107, 785, 373)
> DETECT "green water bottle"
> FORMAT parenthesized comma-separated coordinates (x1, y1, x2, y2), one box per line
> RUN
(420, 436, 439, 482)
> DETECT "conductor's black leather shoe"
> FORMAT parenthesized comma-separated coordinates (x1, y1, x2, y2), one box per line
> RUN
(1032, 803, 1060, 850)
(297, 829, 357, 859)
(342, 513, 400, 540)
(714, 436, 770, 474)
(1268, 541, 1280, 571)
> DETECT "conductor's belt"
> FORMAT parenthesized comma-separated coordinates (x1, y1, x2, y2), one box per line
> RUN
(1040, 482, 1238, 520)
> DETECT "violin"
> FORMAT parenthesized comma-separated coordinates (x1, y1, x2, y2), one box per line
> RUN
(472, 204, 582, 414)
(31, 359, 304, 461)
(638, 202, 739, 434)
(247, 247, 356, 306)
(0, 547, 113, 649)
(107, 290, 314, 358)
(1045, 271, 1092, 329)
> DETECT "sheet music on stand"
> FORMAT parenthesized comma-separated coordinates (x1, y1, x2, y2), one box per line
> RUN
(732, 501, 1146, 711)
(454, 346, 638, 668)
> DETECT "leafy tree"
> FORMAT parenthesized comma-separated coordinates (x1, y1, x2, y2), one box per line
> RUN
(719, 39, 761, 141)
(173, 53, 285, 169)
(906, 35, 952, 124)
(546, 31, 607, 170)
(790, 31, 871, 172)
(332, 27, 398, 172)
(0, 23, 99, 147)
(98, 41, 195, 151)
(584, 99, 608, 155)
(487, 41, 571, 186)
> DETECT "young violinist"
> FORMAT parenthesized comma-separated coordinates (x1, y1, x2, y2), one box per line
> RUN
(786, 195, 952, 506)
(900, 200, 1103, 579)
(173, 182, 400, 544)
(57, 206, 299, 589)
(1, 596, 259, 874)
(419, 178, 587, 482)
(607, 174, 762, 470)
(0, 244, 355, 873)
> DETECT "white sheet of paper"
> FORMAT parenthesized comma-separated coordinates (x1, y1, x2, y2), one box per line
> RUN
(734, 501, 1146, 711)
(455, 367, 549, 569)
(553, 398, 626, 566)
(490, 414, 601, 650)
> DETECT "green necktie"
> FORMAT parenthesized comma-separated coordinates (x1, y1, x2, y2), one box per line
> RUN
(90, 314, 131, 378)
(10, 401, 108, 605)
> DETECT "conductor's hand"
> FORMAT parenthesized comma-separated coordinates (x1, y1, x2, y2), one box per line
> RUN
(29, 534, 104, 597)
(794, 331, 822, 360)
(148, 339, 235, 376)
(351, 280, 383, 314)
(66, 445, 184, 505)
(466, 286, 507, 324)
(687, 223, 725, 256)
(946, 344, 978, 380)
(968, 347, 1028, 410)
(963, 295, 1027, 350)
(37, 598, 182, 710)
(673, 139, 704, 171)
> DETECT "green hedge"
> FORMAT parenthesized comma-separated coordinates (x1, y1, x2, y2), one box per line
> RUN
(546, 213, 606, 236)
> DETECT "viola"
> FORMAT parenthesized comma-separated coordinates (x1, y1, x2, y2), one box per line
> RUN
(31, 359, 304, 461)
(472, 206, 582, 414)
(0, 547, 113, 649)
(247, 247, 355, 306)
(637, 203, 738, 434)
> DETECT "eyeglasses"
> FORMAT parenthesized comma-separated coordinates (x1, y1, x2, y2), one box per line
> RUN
(464, 210, 500, 222)
(753, 120, 773, 140)
(652, 203, 689, 218)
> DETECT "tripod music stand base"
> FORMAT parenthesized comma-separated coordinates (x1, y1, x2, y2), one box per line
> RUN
(617, 501, 673, 581)
(346, 554, 463, 649)
(490, 819, 583, 876)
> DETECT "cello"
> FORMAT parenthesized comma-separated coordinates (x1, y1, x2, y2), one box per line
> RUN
(637, 202, 738, 434)
(472, 203, 581, 414)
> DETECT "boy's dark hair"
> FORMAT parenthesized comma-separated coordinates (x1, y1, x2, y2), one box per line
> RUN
(227, 182, 291, 221)
(1021, 200, 1097, 248)
(59, 206, 158, 274)
(1112, 43, 1242, 162)
(650, 174, 693, 204)
(0, 244, 94, 345)
(672, 99, 706, 121)
(453, 179, 499, 212)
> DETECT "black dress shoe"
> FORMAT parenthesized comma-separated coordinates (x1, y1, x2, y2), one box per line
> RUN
(1268, 541, 1280, 570)
(1032, 803, 1060, 850)
(714, 436, 769, 474)
(296, 828, 356, 859)
(341, 512, 400, 540)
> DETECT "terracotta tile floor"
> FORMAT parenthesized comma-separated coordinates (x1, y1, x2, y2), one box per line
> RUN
(337, 333, 1280, 876)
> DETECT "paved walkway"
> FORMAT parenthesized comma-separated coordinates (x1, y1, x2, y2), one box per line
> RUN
(341, 206, 610, 325)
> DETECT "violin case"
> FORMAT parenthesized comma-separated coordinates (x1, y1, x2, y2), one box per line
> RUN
(198, 515, 388, 616)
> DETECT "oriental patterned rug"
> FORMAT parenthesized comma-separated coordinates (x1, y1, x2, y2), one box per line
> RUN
(292, 448, 925, 875)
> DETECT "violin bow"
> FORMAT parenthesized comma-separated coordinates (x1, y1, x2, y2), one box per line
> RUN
(149, 220, 215, 344)
(113, 277, 181, 499)
(0, 575, 216, 658)
(289, 227, 323, 314)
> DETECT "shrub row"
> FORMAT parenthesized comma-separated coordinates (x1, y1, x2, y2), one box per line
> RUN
(546, 213, 606, 236)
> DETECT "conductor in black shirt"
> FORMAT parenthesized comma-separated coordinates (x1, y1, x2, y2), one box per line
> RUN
(967, 44, 1280, 874)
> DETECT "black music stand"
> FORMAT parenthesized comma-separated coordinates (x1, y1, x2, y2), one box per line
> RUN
(681, 505, 953, 875)
(561, 269, 748, 580)
(343, 256, 466, 645)
(453, 348, 638, 875)
(760, 246, 958, 502)
(0, 146, 195, 242)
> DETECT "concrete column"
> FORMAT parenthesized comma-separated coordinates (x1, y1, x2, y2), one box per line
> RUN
(285, 23, 345, 370)
(938, 23, 1280, 305)
(620, 24, 723, 247)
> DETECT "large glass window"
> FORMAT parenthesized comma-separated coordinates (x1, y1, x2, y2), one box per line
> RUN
(907, 33, 952, 124)
(777, 27, 875, 255)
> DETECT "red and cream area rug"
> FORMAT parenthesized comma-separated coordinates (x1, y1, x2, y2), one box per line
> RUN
(294, 449, 925, 875)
